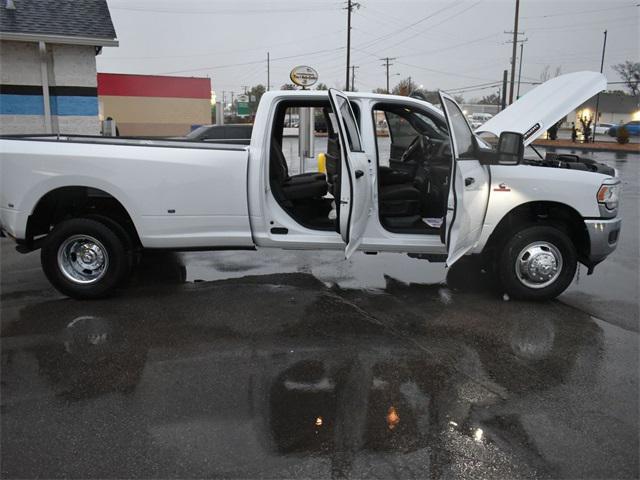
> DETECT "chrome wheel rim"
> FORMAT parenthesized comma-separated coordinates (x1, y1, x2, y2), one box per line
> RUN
(515, 241, 563, 289)
(57, 235, 109, 284)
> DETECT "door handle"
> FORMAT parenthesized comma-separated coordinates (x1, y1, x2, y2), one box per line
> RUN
(465, 177, 475, 187)
(355, 169, 364, 179)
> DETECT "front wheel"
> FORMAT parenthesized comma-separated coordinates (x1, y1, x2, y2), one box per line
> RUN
(497, 225, 577, 300)
(41, 218, 130, 299)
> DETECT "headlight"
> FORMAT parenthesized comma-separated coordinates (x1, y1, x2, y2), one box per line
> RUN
(597, 183, 620, 210)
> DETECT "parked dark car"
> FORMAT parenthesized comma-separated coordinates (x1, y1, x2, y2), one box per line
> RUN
(607, 120, 640, 137)
(186, 124, 253, 144)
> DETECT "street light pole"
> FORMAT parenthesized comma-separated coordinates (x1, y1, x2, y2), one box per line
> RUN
(592, 29, 607, 143)
(516, 41, 525, 99)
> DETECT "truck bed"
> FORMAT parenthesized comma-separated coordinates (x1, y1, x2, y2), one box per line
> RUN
(0, 134, 254, 249)
(0, 134, 248, 151)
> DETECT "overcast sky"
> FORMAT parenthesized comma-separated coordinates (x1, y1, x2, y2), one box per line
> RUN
(97, 0, 639, 101)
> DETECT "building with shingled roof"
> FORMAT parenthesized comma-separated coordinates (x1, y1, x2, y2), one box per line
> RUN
(0, 0, 117, 134)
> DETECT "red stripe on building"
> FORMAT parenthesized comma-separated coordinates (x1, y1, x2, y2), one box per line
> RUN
(97, 73, 211, 99)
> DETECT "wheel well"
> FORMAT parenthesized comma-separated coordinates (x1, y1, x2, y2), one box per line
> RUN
(483, 201, 589, 262)
(26, 186, 141, 247)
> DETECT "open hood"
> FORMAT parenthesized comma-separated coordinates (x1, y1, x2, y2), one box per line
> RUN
(477, 71, 607, 146)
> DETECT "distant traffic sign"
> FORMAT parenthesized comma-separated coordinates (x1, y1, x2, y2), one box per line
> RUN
(237, 94, 250, 116)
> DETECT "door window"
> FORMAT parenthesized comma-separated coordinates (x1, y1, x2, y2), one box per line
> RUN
(442, 97, 475, 159)
(334, 95, 363, 152)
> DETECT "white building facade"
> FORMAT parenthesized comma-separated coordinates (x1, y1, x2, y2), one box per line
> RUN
(0, 0, 117, 134)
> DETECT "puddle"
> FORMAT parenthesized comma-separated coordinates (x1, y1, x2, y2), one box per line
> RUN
(179, 249, 446, 291)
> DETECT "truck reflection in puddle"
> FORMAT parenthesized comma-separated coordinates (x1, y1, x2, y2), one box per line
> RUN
(2, 266, 613, 478)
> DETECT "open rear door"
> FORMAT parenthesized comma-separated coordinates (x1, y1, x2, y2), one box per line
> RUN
(439, 92, 490, 266)
(328, 89, 373, 258)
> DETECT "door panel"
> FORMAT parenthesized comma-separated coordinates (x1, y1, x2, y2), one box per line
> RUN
(328, 89, 373, 258)
(439, 92, 490, 266)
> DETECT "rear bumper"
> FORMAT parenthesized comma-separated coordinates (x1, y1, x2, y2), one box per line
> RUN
(0, 207, 24, 241)
(584, 217, 622, 264)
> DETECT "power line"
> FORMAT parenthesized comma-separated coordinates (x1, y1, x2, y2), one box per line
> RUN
(156, 46, 346, 75)
(109, 3, 342, 15)
(99, 29, 344, 61)
(395, 60, 496, 82)
(395, 32, 502, 60)
(526, 15, 637, 32)
(377, 1, 484, 54)
(446, 81, 503, 93)
(522, 3, 639, 19)
(356, 2, 461, 52)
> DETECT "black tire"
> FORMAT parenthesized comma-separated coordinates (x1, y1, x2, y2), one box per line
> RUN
(497, 224, 577, 300)
(41, 218, 129, 299)
(83, 214, 135, 273)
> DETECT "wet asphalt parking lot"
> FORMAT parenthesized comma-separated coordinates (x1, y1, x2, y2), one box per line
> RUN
(1, 149, 638, 479)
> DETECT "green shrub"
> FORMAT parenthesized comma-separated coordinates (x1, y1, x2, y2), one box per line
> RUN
(617, 125, 630, 144)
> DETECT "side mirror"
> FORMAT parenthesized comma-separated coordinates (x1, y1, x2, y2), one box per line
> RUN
(497, 131, 524, 165)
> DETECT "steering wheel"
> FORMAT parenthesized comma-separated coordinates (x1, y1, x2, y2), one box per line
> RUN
(400, 135, 427, 163)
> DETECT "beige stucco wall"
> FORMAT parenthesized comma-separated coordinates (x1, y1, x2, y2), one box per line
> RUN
(100, 95, 211, 136)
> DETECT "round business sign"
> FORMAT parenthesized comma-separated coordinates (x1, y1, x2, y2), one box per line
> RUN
(290, 65, 318, 88)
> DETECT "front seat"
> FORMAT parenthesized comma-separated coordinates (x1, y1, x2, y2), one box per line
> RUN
(270, 139, 328, 201)
(379, 183, 421, 217)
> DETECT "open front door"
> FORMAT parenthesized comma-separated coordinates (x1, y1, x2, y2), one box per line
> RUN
(328, 89, 373, 258)
(439, 92, 490, 266)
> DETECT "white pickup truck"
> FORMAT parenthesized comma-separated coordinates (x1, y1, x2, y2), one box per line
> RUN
(1, 72, 621, 300)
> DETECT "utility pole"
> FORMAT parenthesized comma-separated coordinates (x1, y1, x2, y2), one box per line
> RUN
(351, 65, 359, 91)
(508, 0, 520, 104)
(241, 85, 248, 94)
(516, 38, 528, 99)
(267, 52, 270, 91)
(381, 57, 396, 93)
(345, 0, 360, 91)
(501, 70, 508, 111)
(592, 29, 608, 142)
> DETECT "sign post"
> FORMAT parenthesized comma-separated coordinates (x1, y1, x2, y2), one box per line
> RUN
(290, 66, 319, 174)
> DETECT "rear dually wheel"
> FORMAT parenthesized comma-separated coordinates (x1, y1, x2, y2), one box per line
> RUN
(41, 218, 130, 299)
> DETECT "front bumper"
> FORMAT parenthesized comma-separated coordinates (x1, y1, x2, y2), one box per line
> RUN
(584, 217, 622, 264)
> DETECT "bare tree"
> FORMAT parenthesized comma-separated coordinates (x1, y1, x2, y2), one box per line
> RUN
(539, 65, 561, 82)
(478, 92, 501, 105)
(391, 77, 418, 96)
(612, 61, 640, 96)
